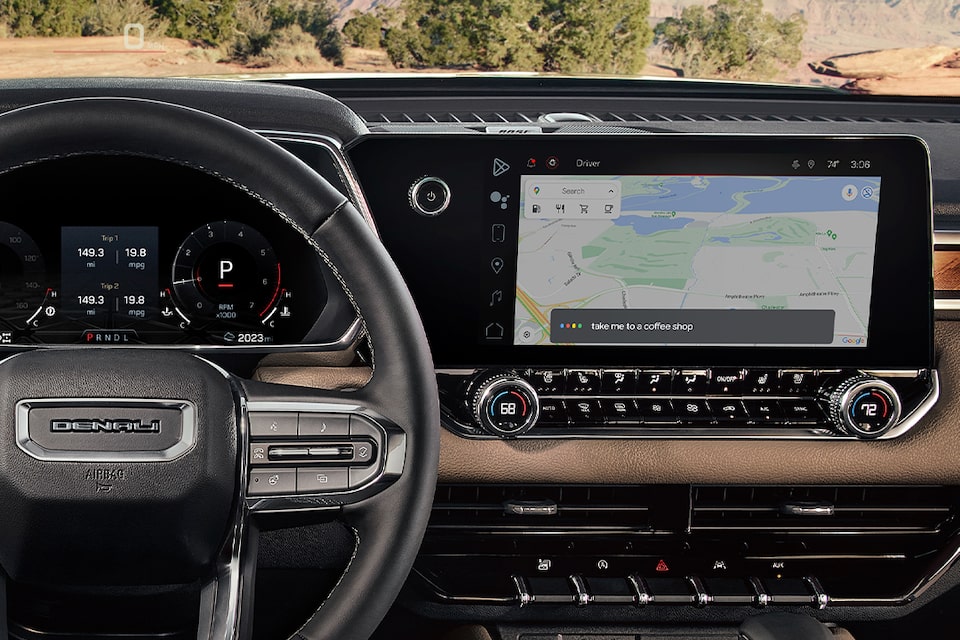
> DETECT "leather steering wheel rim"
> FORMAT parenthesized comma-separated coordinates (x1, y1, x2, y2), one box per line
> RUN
(0, 96, 440, 640)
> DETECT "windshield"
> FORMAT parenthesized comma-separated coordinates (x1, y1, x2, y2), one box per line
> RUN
(0, 0, 956, 96)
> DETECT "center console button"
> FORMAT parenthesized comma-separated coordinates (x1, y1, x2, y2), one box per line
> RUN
(537, 399, 569, 426)
(601, 370, 637, 394)
(781, 399, 824, 424)
(676, 399, 714, 425)
(744, 400, 785, 424)
(702, 578, 756, 605)
(583, 577, 635, 604)
(637, 370, 672, 395)
(762, 578, 816, 605)
(527, 577, 576, 604)
(708, 369, 744, 394)
(528, 369, 565, 394)
(600, 398, 640, 424)
(645, 577, 696, 604)
(708, 399, 748, 423)
(636, 399, 677, 424)
(744, 370, 777, 395)
(779, 370, 819, 395)
(568, 399, 603, 424)
(673, 370, 709, 395)
(566, 370, 601, 394)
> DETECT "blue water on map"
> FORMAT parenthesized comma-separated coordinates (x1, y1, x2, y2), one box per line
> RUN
(612, 215, 695, 235)
(617, 177, 881, 215)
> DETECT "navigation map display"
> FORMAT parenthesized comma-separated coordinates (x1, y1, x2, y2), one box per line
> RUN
(515, 175, 881, 348)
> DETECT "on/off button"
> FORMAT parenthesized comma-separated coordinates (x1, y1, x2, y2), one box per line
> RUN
(409, 177, 451, 216)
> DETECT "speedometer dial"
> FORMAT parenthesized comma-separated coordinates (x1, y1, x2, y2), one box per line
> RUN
(171, 221, 281, 323)
(0, 222, 48, 328)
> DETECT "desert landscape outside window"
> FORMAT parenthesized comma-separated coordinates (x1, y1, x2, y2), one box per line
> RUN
(0, 0, 955, 96)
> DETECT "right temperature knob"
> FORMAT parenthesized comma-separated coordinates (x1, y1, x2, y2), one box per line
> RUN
(828, 376, 902, 439)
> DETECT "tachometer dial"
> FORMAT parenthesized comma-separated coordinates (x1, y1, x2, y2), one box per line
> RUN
(0, 222, 48, 327)
(171, 221, 281, 322)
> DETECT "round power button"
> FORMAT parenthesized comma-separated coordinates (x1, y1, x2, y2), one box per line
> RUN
(409, 176, 451, 216)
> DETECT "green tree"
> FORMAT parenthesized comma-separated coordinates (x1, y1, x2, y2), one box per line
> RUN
(384, 0, 540, 70)
(654, 0, 805, 80)
(342, 10, 381, 49)
(150, 0, 237, 45)
(537, 0, 652, 74)
(1, 0, 96, 36)
(231, 0, 343, 66)
(383, 0, 650, 73)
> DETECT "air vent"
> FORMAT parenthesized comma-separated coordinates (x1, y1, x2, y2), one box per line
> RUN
(430, 484, 653, 532)
(362, 111, 960, 126)
(691, 486, 958, 534)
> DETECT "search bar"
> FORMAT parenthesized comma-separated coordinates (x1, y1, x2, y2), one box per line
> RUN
(523, 177, 622, 220)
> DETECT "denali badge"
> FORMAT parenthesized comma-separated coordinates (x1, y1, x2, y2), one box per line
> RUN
(50, 419, 161, 433)
(17, 398, 195, 463)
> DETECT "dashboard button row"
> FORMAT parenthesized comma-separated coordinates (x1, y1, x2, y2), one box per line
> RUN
(527, 369, 824, 396)
(514, 574, 824, 608)
(248, 466, 374, 496)
(535, 398, 823, 427)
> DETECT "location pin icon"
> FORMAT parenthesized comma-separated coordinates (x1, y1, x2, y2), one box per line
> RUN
(491, 257, 504, 274)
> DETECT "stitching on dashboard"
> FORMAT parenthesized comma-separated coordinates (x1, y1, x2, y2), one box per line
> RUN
(292, 525, 361, 640)
(0, 150, 374, 373)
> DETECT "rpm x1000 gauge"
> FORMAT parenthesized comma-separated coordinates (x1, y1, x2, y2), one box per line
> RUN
(171, 221, 282, 324)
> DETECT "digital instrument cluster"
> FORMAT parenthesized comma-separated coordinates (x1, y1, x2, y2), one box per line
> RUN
(0, 155, 348, 347)
(0, 220, 321, 346)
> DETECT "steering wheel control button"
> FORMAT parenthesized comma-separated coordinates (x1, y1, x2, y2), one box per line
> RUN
(469, 371, 540, 437)
(350, 464, 379, 488)
(249, 412, 298, 438)
(249, 468, 296, 496)
(351, 441, 375, 464)
(297, 467, 349, 493)
(828, 376, 902, 438)
(299, 413, 350, 437)
(409, 176, 451, 216)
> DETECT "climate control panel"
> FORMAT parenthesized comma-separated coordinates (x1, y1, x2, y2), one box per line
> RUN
(438, 367, 937, 440)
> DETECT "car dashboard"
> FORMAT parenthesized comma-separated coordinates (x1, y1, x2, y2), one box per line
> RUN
(0, 76, 957, 640)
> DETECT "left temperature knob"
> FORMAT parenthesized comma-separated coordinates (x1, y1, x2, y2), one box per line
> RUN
(468, 371, 540, 438)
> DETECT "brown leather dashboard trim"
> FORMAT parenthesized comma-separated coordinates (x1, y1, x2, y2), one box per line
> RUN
(437, 321, 957, 485)
(255, 322, 955, 485)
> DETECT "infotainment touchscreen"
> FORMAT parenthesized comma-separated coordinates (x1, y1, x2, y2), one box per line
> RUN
(347, 134, 933, 369)
(515, 175, 880, 348)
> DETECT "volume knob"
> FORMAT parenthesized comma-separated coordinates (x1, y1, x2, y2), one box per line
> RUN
(468, 372, 540, 438)
(828, 376, 901, 439)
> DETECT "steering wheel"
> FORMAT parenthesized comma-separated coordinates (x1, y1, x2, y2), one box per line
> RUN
(0, 97, 439, 639)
